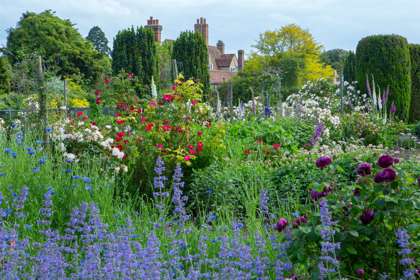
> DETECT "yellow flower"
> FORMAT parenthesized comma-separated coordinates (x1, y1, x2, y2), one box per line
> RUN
(70, 98, 89, 108)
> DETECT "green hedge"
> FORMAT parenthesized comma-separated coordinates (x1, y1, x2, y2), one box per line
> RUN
(343, 51, 356, 83)
(356, 35, 412, 121)
(410, 44, 420, 122)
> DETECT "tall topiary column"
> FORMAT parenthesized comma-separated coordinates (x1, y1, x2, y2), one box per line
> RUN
(356, 35, 412, 121)
(409, 44, 420, 122)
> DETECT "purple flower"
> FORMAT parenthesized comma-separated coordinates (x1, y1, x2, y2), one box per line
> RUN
(374, 168, 397, 183)
(311, 189, 324, 201)
(318, 200, 340, 279)
(353, 188, 361, 197)
(316, 156, 332, 169)
(275, 218, 288, 232)
(395, 228, 416, 279)
(390, 101, 397, 114)
(172, 164, 189, 224)
(292, 215, 307, 228)
(377, 155, 394, 168)
(360, 209, 374, 225)
(356, 268, 365, 277)
(357, 162, 372, 176)
(308, 122, 325, 147)
(418, 176, 420, 187)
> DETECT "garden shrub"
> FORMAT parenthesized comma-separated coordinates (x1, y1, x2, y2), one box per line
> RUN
(343, 51, 356, 83)
(189, 159, 275, 217)
(356, 35, 412, 121)
(409, 44, 420, 122)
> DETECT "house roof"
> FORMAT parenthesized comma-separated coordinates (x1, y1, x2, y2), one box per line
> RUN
(215, 54, 235, 68)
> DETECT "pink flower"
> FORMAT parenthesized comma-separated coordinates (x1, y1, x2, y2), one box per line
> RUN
(163, 94, 175, 102)
(272, 143, 281, 150)
(275, 218, 288, 232)
(184, 155, 191, 161)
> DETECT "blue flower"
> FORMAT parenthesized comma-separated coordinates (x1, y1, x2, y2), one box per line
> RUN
(45, 127, 53, 134)
(26, 147, 35, 156)
(39, 157, 47, 165)
(72, 175, 81, 180)
(82, 177, 91, 184)
(4, 148, 12, 154)
(0, 172, 5, 177)
(32, 166, 41, 173)
(85, 185, 92, 191)
(11, 151, 17, 158)
(65, 168, 73, 174)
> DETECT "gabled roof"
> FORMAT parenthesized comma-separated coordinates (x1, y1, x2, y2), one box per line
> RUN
(215, 54, 235, 68)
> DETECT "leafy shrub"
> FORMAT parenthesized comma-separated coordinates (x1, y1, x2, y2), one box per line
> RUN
(190, 159, 275, 217)
(356, 35, 412, 121)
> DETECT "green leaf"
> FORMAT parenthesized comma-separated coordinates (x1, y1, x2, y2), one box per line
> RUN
(348, 230, 359, 237)
(346, 246, 358, 255)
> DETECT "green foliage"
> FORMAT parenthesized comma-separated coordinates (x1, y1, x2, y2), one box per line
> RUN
(320, 49, 350, 74)
(86, 26, 111, 55)
(343, 51, 356, 82)
(6, 10, 110, 84)
(172, 31, 210, 94)
(409, 44, 420, 122)
(157, 40, 174, 88)
(356, 35, 412, 120)
(0, 56, 12, 93)
(111, 26, 158, 93)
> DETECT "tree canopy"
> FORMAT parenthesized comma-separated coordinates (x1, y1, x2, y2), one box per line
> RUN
(87, 26, 111, 55)
(320, 49, 350, 75)
(6, 10, 110, 84)
(111, 26, 158, 93)
(172, 31, 209, 93)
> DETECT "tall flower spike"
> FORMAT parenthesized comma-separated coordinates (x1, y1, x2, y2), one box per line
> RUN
(172, 164, 189, 224)
(153, 157, 168, 213)
(318, 199, 341, 279)
(395, 228, 416, 280)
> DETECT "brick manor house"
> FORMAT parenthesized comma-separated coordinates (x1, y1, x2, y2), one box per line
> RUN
(145, 16, 245, 86)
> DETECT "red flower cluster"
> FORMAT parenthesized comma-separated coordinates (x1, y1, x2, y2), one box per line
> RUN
(163, 94, 175, 103)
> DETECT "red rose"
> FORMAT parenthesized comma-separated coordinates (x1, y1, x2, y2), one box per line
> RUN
(145, 123, 154, 132)
(95, 89, 102, 96)
(76, 111, 84, 117)
(163, 94, 175, 102)
(189, 149, 196, 155)
(116, 119, 125, 125)
(197, 141, 203, 152)
(272, 143, 281, 150)
(162, 125, 171, 132)
(191, 99, 199, 106)
(104, 78, 111, 85)
(197, 131, 203, 137)
(156, 144, 164, 150)
(95, 97, 102, 105)
(172, 84, 177, 91)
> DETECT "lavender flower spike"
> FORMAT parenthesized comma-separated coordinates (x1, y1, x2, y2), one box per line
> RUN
(395, 228, 416, 280)
(172, 164, 189, 223)
(318, 199, 341, 279)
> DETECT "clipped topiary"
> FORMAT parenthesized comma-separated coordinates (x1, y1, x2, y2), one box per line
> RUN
(356, 35, 412, 121)
(409, 44, 420, 122)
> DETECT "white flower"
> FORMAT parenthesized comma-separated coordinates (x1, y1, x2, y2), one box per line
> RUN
(112, 147, 125, 160)
(63, 152, 76, 162)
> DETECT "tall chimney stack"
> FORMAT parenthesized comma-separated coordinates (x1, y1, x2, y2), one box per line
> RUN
(238, 50, 245, 71)
(216, 40, 225, 55)
(194, 17, 209, 45)
(146, 16, 163, 43)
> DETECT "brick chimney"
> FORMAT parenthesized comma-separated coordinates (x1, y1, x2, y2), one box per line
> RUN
(146, 16, 162, 43)
(238, 50, 245, 71)
(216, 40, 225, 55)
(194, 17, 208, 45)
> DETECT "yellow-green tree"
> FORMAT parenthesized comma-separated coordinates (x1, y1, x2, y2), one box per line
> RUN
(254, 24, 334, 82)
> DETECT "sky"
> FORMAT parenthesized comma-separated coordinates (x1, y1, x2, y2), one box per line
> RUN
(0, 0, 419, 55)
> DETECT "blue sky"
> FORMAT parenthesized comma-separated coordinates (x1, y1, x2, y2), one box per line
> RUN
(0, 0, 419, 54)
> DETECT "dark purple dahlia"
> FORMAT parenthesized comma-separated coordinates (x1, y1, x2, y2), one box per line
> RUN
(353, 188, 361, 197)
(292, 215, 308, 228)
(374, 168, 397, 183)
(357, 162, 372, 176)
(355, 268, 365, 277)
(360, 209, 375, 225)
(310, 189, 324, 201)
(377, 154, 395, 168)
(275, 217, 288, 232)
(316, 156, 332, 169)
